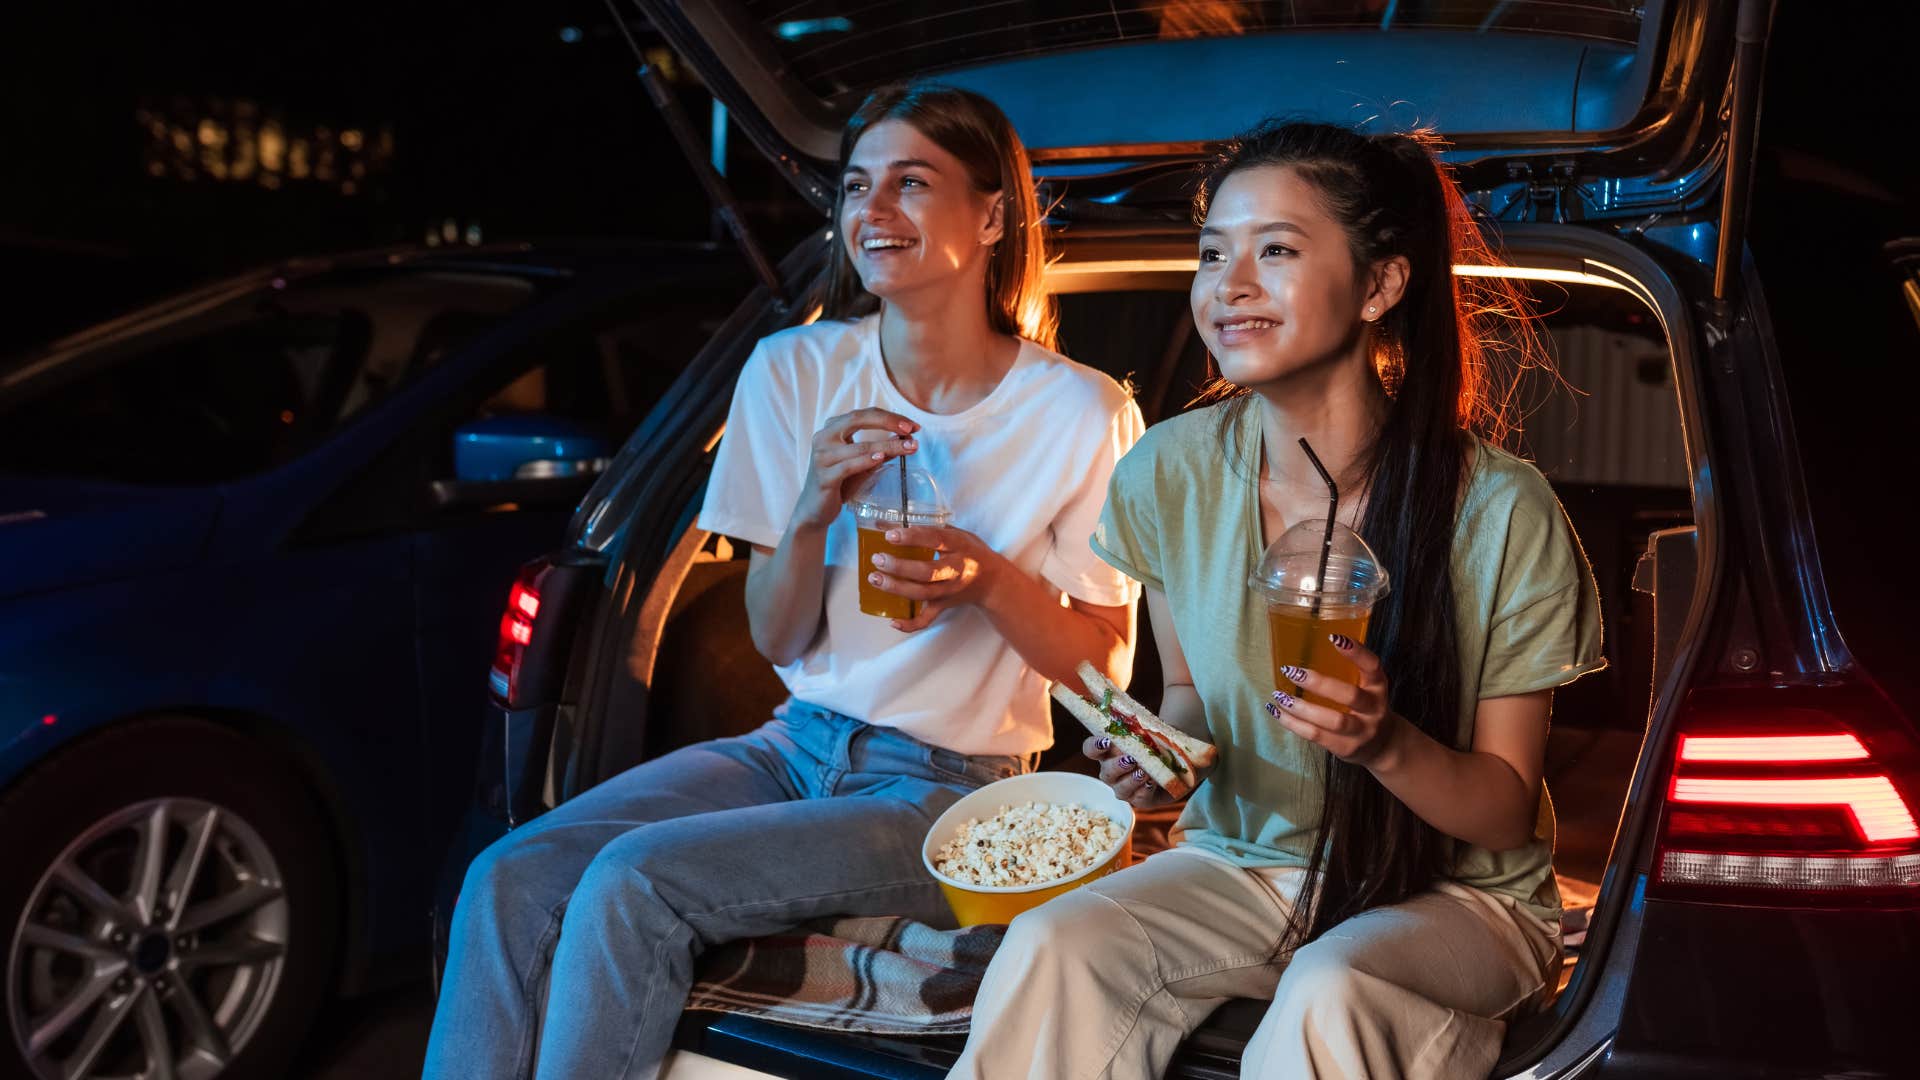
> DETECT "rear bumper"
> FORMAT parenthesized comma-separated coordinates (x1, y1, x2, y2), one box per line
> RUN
(1603, 898, 1920, 1075)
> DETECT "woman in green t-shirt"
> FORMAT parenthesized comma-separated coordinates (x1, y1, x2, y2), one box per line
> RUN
(950, 121, 1604, 1079)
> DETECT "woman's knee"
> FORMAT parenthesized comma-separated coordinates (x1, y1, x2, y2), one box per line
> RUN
(1270, 939, 1374, 1023)
(1000, 887, 1133, 968)
(457, 829, 558, 926)
(563, 834, 685, 932)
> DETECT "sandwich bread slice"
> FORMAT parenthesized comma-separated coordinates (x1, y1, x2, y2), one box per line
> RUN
(1050, 661, 1218, 799)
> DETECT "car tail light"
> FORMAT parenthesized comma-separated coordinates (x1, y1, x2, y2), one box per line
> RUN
(492, 562, 550, 702)
(488, 552, 601, 709)
(1650, 682, 1920, 902)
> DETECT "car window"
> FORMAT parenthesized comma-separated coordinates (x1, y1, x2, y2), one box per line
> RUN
(294, 276, 748, 542)
(0, 268, 541, 485)
(747, 0, 1641, 100)
(450, 287, 740, 470)
(0, 308, 368, 484)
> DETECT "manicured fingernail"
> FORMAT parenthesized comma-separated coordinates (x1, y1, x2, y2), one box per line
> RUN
(886, 530, 903, 542)
(1096, 737, 1112, 751)
(901, 438, 917, 449)
(1275, 691, 1296, 709)
(871, 451, 885, 460)
(1265, 702, 1280, 718)
(869, 573, 883, 585)
(1281, 664, 1307, 682)
(1131, 770, 1146, 783)
(1118, 755, 1136, 768)
(900, 422, 916, 432)
(871, 554, 888, 568)
(1142, 780, 1155, 791)
(1330, 634, 1354, 650)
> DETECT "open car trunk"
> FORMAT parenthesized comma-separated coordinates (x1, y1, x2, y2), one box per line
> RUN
(502, 1, 1808, 1075)
(561, 222, 1710, 1078)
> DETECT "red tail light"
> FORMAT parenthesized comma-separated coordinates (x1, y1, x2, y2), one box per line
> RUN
(492, 562, 549, 702)
(1651, 683, 1920, 901)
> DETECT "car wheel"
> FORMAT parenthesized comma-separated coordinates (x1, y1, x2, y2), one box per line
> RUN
(1, 717, 338, 1080)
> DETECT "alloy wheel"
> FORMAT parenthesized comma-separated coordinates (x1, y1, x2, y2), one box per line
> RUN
(7, 798, 290, 1080)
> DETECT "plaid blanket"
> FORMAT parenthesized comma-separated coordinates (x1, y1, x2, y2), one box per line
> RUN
(682, 802, 1182, 1035)
(685, 916, 1005, 1035)
(681, 806, 1590, 1037)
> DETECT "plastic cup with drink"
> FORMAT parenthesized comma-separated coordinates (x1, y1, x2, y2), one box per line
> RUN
(851, 460, 951, 621)
(1248, 439, 1390, 708)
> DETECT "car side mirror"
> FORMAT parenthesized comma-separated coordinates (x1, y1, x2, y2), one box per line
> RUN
(433, 415, 611, 511)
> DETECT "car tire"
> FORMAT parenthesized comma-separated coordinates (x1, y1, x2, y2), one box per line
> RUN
(1, 716, 339, 1080)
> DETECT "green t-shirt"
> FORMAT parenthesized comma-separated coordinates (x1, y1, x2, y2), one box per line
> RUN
(1091, 401, 1605, 921)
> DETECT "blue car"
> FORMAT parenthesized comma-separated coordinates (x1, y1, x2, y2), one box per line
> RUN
(0, 242, 746, 1080)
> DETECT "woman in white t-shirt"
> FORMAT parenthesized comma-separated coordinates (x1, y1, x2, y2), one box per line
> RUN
(424, 84, 1143, 1080)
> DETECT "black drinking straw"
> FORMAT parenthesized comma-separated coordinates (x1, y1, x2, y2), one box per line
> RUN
(1296, 437, 1339, 617)
(897, 452, 909, 530)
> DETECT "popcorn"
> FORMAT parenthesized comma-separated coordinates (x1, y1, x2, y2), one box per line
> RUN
(932, 801, 1125, 888)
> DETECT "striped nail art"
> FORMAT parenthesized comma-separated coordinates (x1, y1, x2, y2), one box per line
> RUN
(1118, 755, 1136, 769)
(1275, 691, 1296, 709)
(1265, 702, 1280, 718)
(1329, 633, 1355, 650)
(1096, 736, 1112, 751)
(1281, 664, 1307, 683)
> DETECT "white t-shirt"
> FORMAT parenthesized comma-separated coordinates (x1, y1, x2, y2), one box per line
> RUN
(697, 314, 1143, 756)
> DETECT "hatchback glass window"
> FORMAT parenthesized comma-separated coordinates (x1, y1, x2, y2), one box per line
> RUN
(747, 0, 1642, 98)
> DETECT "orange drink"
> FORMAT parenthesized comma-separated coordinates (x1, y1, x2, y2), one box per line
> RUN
(1268, 605, 1372, 708)
(857, 526, 936, 619)
(1249, 518, 1390, 713)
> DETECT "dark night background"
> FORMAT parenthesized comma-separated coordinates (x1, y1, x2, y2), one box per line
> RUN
(1, 3, 1914, 1075)
(0, 0, 816, 354)
(3, 0, 1907, 697)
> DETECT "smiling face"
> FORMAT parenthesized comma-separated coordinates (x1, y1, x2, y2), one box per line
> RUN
(1191, 164, 1391, 388)
(839, 119, 1004, 303)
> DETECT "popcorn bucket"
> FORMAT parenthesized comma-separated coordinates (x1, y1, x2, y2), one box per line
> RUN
(921, 771, 1136, 927)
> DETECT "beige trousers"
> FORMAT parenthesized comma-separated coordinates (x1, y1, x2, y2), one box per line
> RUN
(948, 846, 1561, 1080)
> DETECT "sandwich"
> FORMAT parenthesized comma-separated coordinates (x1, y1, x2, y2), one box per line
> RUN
(1050, 661, 1218, 799)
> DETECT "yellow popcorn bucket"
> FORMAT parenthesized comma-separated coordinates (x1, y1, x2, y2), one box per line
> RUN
(921, 771, 1136, 927)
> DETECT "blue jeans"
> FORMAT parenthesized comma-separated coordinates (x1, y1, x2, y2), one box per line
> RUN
(422, 702, 1028, 1080)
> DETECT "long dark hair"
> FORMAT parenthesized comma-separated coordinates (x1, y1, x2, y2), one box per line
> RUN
(1192, 120, 1546, 952)
(824, 83, 1057, 351)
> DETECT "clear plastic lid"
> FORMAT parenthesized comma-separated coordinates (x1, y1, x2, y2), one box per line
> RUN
(1248, 519, 1390, 611)
(850, 463, 951, 527)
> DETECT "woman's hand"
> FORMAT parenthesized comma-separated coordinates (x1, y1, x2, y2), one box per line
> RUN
(1082, 734, 1187, 809)
(1264, 633, 1409, 770)
(865, 524, 1004, 631)
(792, 408, 919, 533)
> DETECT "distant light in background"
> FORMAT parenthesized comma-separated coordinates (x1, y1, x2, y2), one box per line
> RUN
(558, 25, 583, 44)
(41, 715, 56, 727)
(775, 17, 853, 39)
(137, 97, 392, 197)
(465, 223, 484, 246)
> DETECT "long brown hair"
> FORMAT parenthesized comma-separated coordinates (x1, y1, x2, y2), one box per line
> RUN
(1191, 120, 1548, 952)
(824, 83, 1057, 351)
